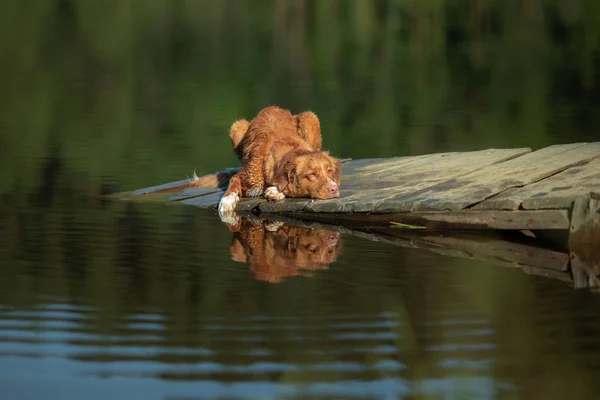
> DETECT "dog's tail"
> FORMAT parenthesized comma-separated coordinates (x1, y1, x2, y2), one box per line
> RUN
(150, 168, 240, 195)
(229, 119, 250, 160)
(189, 168, 239, 189)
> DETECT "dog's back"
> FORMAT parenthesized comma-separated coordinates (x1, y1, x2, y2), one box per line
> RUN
(237, 107, 307, 161)
(229, 106, 321, 161)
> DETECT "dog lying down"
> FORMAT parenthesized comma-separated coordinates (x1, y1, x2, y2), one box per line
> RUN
(218, 106, 341, 218)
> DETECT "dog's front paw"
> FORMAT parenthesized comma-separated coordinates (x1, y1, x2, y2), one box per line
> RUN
(218, 193, 239, 213)
(265, 186, 285, 201)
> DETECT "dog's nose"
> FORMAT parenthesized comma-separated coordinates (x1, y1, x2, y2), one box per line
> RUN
(328, 185, 339, 196)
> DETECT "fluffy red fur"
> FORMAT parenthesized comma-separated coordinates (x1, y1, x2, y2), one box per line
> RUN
(219, 106, 341, 214)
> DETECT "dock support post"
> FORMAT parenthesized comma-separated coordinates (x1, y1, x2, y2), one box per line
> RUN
(569, 193, 600, 288)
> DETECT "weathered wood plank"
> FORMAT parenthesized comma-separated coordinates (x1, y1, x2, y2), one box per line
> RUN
(569, 193, 600, 278)
(105, 168, 240, 201)
(169, 188, 223, 202)
(569, 192, 600, 236)
(131, 178, 197, 196)
(375, 142, 600, 213)
(385, 210, 571, 230)
(180, 191, 225, 208)
(343, 156, 422, 175)
(258, 209, 570, 230)
(300, 148, 531, 213)
(137, 168, 240, 195)
(474, 158, 600, 210)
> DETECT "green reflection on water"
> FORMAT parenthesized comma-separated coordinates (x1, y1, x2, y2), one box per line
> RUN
(1, 200, 600, 398)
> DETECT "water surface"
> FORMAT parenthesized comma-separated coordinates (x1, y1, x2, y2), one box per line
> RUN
(2, 200, 600, 399)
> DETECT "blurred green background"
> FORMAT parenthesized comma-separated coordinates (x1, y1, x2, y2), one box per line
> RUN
(1, 0, 599, 200)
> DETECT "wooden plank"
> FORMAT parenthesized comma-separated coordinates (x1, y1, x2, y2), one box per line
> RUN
(301, 148, 531, 213)
(343, 156, 422, 175)
(375, 142, 600, 213)
(180, 191, 224, 208)
(385, 210, 571, 230)
(131, 178, 203, 196)
(104, 168, 240, 200)
(569, 192, 600, 236)
(569, 193, 600, 278)
(136, 168, 240, 195)
(474, 158, 600, 210)
(257, 209, 570, 231)
(168, 188, 223, 202)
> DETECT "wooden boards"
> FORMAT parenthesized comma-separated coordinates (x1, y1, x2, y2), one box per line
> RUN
(111, 142, 600, 232)
(305, 147, 532, 213)
(375, 142, 600, 212)
(251, 142, 600, 215)
(474, 158, 600, 210)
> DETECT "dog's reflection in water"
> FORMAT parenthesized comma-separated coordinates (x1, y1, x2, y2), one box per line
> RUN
(224, 216, 343, 283)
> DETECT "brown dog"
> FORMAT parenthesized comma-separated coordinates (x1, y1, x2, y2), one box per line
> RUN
(218, 106, 341, 215)
(226, 217, 343, 283)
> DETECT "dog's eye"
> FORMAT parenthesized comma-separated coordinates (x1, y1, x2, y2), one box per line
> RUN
(307, 244, 317, 252)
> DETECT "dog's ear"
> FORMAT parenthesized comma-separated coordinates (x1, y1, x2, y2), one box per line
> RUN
(274, 170, 288, 191)
(274, 160, 296, 191)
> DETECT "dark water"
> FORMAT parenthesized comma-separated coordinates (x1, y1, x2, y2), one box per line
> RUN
(2, 200, 600, 399)
(2, 1, 600, 399)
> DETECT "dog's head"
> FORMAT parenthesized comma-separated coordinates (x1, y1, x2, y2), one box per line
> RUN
(275, 151, 341, 200)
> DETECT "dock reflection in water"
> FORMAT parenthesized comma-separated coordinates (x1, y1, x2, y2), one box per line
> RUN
(224, 215, 343, 283)
(1, 201, 600, 399)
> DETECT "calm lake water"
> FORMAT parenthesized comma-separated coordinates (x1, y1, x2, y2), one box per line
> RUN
(2, 1, 600, 399)
(2, 199, 600, 399)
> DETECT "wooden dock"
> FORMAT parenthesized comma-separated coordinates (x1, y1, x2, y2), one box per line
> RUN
(109, 141, 600, 287)
(114, 142, 599, 230)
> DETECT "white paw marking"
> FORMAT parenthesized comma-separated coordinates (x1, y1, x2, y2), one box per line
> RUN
(218, 193, 239, 213)
(264, 186, 285, 201)
(264, 221, 285, 232)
